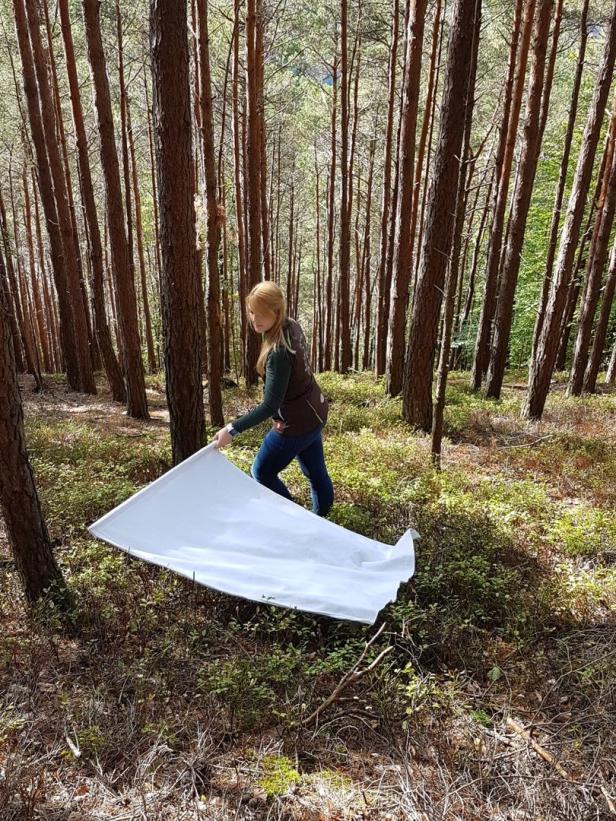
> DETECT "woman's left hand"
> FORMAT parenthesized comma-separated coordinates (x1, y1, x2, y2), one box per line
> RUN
(212, 427, 233, 449)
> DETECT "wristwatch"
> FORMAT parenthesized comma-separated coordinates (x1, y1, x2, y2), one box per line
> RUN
(226, 423, 238, 438)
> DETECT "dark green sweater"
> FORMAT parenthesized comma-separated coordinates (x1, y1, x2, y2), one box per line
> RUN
(231, 346, 292, 433)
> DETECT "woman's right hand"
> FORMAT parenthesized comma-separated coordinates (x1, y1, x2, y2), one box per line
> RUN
(212, 427, 233, 449)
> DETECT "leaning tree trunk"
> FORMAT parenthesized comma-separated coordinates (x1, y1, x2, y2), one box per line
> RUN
(151, 0, 205, 463)
(485, 0, 554, 400)
(555, 171, 603, 371)
(402, 0, 480, 432)
(0, 244, 65, 604)
(605, 326, 616, 384)
(470, 0, 527, 391)
(524, 0, 616, 420)
(454, 166, 495, 370)
(568, 107, 616, 395)
(532, 0, 590, 355)
(385, 0, 428, 397)
(83, 0, 149, 419)
(584, 237, 616, 391)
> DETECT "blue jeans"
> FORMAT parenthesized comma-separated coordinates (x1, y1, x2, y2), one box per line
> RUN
(251, 424, 334, 517)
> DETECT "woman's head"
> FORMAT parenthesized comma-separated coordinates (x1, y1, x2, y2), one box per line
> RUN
(246, 281, 286, 335)
(246, 282, 294, 375)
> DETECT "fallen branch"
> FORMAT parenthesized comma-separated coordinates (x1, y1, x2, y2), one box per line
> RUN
(505, 718, 616, 816)
(601, 786, 616, 816)
(299, 622, 392, 726)
(505, 717, 573, 783)
(495, 434, 557, 450)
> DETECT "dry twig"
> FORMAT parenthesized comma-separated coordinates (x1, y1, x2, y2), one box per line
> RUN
(505, 717, 573, 782)
(299, 622, 392, 726)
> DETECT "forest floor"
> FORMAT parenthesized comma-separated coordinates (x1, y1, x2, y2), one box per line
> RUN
(0, 369, 615, 820)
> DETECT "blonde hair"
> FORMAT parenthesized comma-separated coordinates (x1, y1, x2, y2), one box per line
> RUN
(246, 281, 295, 375)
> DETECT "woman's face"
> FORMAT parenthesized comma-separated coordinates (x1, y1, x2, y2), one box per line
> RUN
(249, 304, 277, 334)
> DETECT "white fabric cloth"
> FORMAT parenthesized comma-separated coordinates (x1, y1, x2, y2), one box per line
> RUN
(88, 442, 416, 623)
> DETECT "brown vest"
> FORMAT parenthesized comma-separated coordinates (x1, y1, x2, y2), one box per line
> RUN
(272, 318, 329, 436)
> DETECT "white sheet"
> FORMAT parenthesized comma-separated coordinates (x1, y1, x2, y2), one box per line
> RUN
(87, 441, 416, 623)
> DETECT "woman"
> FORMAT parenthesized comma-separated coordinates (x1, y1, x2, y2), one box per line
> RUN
(213, 282, 334, 517)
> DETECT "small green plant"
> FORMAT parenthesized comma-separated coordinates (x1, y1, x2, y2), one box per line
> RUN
(76, 725, 107, 757)
(396, 663, 452, 719)
(258, 755, 301, 797)
(470, 708, 492, 727)
(198, 646, 302, 730)
(546, 505, 616, 558)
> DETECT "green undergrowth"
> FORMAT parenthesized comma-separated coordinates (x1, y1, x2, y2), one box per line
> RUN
(2, 370, 614, 812)
(19, 374, 616, 648)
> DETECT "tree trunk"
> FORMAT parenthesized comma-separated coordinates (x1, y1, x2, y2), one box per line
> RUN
(197, 0, 224, 428)
(58, 0, 126, 402)
(568, 108, 616, 395)
(606, 326, 616, 384)
(13, 0, 92, 394)
(412, 1, 444, 295)
(338, 0, 352, 372)
(11, 174, 43, 386)
(313, 142, 323, 371)
(453, 167, 495, 369)
(83, 0, 149, 417)
(409, 0, 442, 311)
(43, 0, 99, 377)
(287, 165, 295, 312)
(555, 176, 601, 371)
(22, 168, 50, 374)
(0, 244, 65, 604)
(585, 237, 616, 391)
(0, 218, 25, 374)
(256, 3, 270, 282)
(432, 0, 481, 465)
(325, 52, 338, 371)
(244, 0, 263, 385)
(523, 0, 616, 420)
(537, 0, 563, 143)
(150, 0, 205, 462)
(374, 0, 400, 376)
(486, 0, 554, 399)
(32, 181, 60, 372)
(126, 100, 157, 376)
(362, 138, 376, 371)
(144, 75, 163, 295)
(0, 186, 39, 381)
(402, 0, 481, 431)
(532, 0, 590, 355)
(385, 0, 428, 396)
(470, 0, 527, 391)
(25, 0, 95, 394)
(231, 0, 247, 372)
